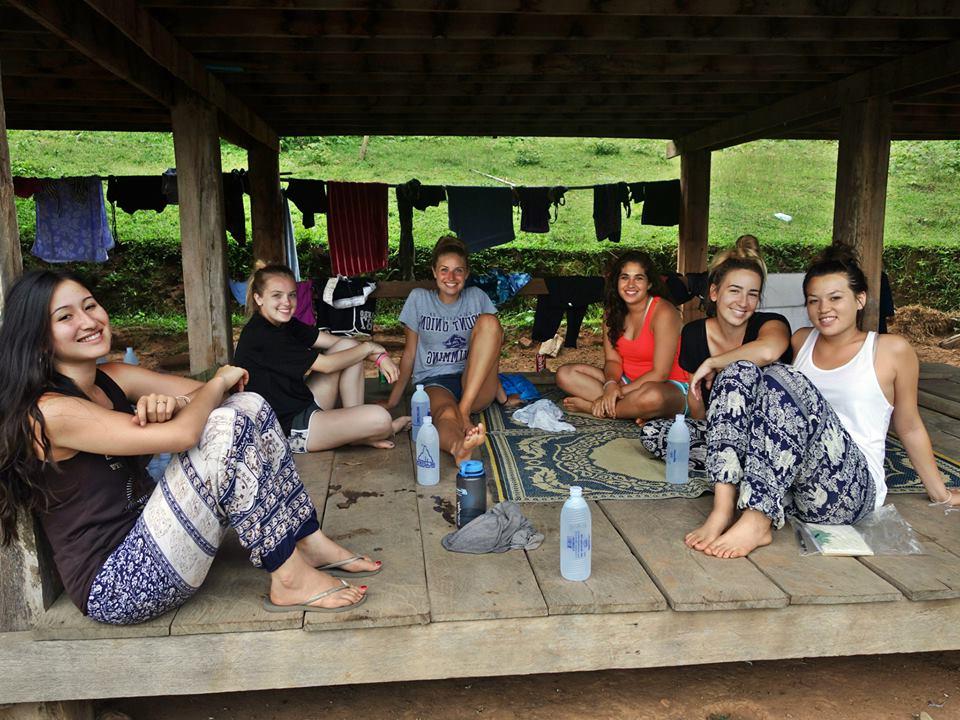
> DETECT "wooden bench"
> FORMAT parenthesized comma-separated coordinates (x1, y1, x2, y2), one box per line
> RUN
(4, 376, 960, 718)
(370, 278, 548, 299)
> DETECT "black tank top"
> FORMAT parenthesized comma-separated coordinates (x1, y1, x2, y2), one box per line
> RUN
(39, 370, 154, 613)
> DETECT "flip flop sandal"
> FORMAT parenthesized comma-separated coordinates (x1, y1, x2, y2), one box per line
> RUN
(316, 554, 382, 578)
(263, 578, 368, 613)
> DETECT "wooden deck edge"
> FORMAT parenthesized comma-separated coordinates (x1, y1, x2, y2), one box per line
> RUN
(3, 600, 959, 704)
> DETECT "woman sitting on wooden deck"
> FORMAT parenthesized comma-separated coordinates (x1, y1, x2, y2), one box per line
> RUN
(0, 270, 377, 624)
(695, 244, 960, 559)
(234, 264, 410, 454)
(384, 235, 511, 465)
(556, 251, 688, 421)
(636, 236, 793, 549)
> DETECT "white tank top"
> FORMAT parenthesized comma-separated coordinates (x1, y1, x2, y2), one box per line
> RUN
(793, 330, 893, 508)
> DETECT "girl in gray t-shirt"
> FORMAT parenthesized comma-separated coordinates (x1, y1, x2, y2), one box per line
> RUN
(386, 236, 513, 465)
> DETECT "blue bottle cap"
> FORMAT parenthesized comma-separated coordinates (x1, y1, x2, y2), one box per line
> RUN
(459, 460, 484, 477)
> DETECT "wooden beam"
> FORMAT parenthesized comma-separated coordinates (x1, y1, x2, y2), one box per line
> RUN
(672, 38, 960, 154)
(5, 0, 277, 151)
(0, 62, 23, 312)
(832, 97, 891, 333)
(678, 150, 711, 324)
(171, 92, 233, 375)
(136, 0, 960, 17)
(247, 142, 285, 266)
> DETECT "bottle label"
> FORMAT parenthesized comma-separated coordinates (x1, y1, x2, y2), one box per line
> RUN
(416, 446, 436, 469)
(565, 529, 591, 559)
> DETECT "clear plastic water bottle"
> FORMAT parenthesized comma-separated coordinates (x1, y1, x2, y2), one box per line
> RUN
(560, 486, 591, 581)
(410, 383, 430, 442)
(415, 415, 440, 486)
(666, 414, 690, 485)
(123, 347, 139, 365)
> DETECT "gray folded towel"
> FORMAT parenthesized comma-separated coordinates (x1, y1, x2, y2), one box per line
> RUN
(441, 501, 544, 554)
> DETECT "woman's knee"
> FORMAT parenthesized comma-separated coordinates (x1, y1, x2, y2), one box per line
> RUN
(555, 363, 576, 389)
(473, 313, 503, 338)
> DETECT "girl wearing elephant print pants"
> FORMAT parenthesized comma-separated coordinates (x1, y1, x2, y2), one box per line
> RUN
(697, 243, 959, 559)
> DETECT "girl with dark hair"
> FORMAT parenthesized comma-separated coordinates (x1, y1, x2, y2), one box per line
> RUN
(0, 270, 376, 624)
(234, 263, 410, 453)
(556, 251, 688, 421)
(695, 244, 958, 559)
(637, 236, 793, 549)
(384, 235, 510, 465)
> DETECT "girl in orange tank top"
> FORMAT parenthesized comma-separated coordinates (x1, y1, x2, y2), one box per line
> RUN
(556, 251, 689, 421)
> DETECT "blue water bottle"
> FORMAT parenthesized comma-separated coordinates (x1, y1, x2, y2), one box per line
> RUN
(410, 384, 430, 442)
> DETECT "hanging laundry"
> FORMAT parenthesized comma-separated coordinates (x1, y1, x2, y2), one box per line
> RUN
(515, 187, 551, 233)
(446, 186, 515, 252)
(285, 179, 328, 229)
(229, 279, 249, 306)
(639, 179, 682, 226)
(223, 170, 247, 245)
(294, 279, 315, 326)
(531, 276, 605, 349)
(106, 176, 167, 214)
(13, 177, 43, 198)
(593, 182, 631, 242)
(32, 178, 115, 263)
(396, 179, 446, 279)
(281, 189, 301, 281)
(467, 269, 531, 307)
(326, 181, 389, 276)
(161, 168, 178, 205)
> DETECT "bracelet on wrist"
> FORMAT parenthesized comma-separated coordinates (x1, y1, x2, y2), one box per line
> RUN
(602, 379, 618, 389)
(375, 352, 388, 367)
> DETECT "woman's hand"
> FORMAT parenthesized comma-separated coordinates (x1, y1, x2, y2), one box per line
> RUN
(930, 487, 960, 509)
(378, 354, 400, 384)
(214, 365, 249, 393)
(689, 358, 718, 401)
(592, 382, 622, 418)
(131, 393, 179, 426)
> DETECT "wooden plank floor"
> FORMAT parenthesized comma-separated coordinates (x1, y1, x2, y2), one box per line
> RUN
(17, 367, 960, 701)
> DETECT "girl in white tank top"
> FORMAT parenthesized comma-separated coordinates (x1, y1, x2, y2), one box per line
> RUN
(693, 246, 958, 560)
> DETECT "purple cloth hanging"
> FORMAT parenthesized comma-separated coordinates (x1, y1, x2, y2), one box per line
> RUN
(32, 178, 115, 263)
(294, 279, 315, 326)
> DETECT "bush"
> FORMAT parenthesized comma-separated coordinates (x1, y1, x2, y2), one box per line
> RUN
(593, 140, 621, 157)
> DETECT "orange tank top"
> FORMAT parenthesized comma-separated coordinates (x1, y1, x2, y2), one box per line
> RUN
(614, 296, 687, 383)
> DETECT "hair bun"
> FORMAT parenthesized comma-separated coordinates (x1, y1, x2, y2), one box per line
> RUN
(819, 242, 861, 267)
(734, 234, 761, 257)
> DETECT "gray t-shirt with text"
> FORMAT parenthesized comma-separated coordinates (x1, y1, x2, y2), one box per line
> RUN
(399, 287, 496, 384)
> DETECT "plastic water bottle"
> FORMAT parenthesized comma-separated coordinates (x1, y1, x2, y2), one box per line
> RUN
(666, 414, 690, 485)
(410, 383, 430, 442)
(560, 486, 591, 581)
(456, 460, 487, 528)
(415, 415, 440, 486)
(123, 347, 139, 365)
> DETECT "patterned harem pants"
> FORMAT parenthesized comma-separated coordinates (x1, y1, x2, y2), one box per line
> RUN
(640, 361, 875, 528)
(86, 392, 320, 625)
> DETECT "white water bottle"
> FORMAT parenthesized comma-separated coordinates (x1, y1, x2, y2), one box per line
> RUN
(415, 415, 440, 486)
(666, 414, 690, 485)
(123, 347, 139, 365)
(560, 486, 591, 581)
(411, 384, 430, 442)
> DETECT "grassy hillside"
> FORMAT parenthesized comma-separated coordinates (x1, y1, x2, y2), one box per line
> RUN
(9, 131, 960, 319)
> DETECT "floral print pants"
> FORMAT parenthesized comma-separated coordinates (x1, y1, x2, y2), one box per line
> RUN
(640, 361, 875, 528)
(86, 393, 319, 625)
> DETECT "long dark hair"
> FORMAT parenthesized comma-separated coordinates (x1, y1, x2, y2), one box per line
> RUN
(803, 242, 869, 329)
(0, 270, 89, 544)
(605, 251, 666, 347)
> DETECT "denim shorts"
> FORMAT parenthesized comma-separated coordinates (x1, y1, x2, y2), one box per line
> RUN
(422, 373, 463, 402)
(620, 375, 690, 416)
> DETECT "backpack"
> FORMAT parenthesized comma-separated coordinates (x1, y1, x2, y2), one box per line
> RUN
(314, 277, 377, 336)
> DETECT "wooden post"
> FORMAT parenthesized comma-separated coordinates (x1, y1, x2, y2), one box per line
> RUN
(171, 92, 233, 374)
(248, 141, 284, 266)
(0, 61, 22, 312)
(832, 96, 891, 333)
(678, 149, 711, 323)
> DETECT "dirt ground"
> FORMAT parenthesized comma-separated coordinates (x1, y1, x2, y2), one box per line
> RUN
(101, 306, 960, 720)
(106, 651, 960, 720)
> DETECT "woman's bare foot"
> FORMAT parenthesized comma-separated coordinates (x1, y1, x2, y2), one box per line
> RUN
(685, 508, 735, 551)
(453, 422, 486, 465)
(562, 396, 593, 413)
(703, 510, 773, 559)
(296, 531, 381, 574)
(392, 415, 412, 433)
(269, 551, 367, 609)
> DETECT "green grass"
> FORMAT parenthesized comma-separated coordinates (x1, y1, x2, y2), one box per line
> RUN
(9, 131, 960, 313)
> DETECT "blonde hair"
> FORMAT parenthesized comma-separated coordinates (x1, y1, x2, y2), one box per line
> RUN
(705, 235, 767, 316)
(245, 260, 295, 318)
